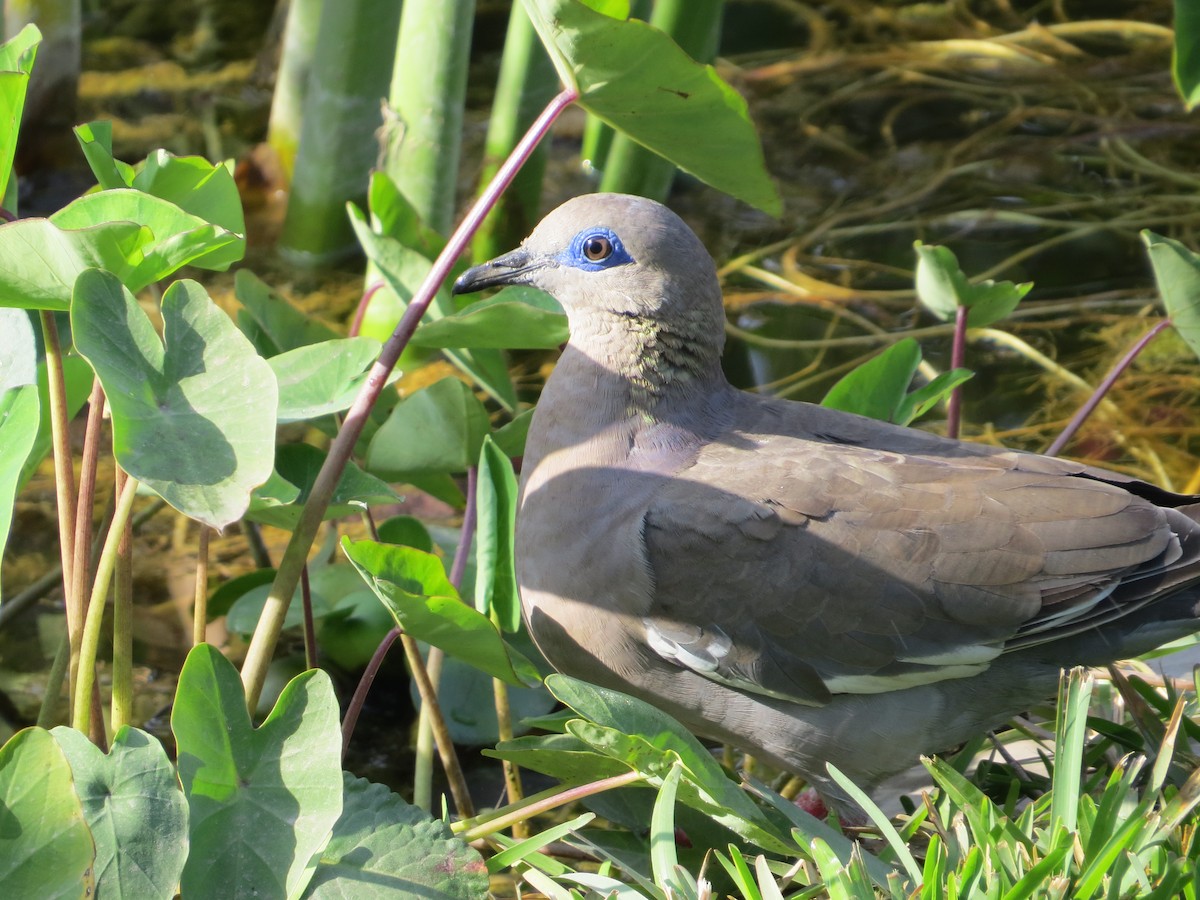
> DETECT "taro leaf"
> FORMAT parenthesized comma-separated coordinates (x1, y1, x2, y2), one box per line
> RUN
(132, 150, 245, 237)
(475, 437, 520, 631)
(1144, 231, 1200, 361)
(246, 443, 398, 530)
(1174, 0, 1200, 110)
(51, 725, 188, 900)
(52, 189, 244, 282)
(350, 207, 516, 410)
(0, 385, 38, 599)
(74, 121, 136, 189)
(493, 407, 534, 458)
(0, 306, 36, 391)
(545, 675, 795, 855)
(72, 271, 277, 530)
(207, 568, 278, 620)
(821, 338, 973, 425)
(914, 243, 1030, 327)
(368, 170, 446, 260)
(342, 537, 541, 686)
(0, 24, 39, 209)
(172, 644, 342, 900)
(225, 579, 332, 635)
(235, 269, 340, 356)
(269, 336, 391, 422)
(408, 287, 569, 350)
(302, 773, 487, 899)
(377, 514, 435, 552)
(0, 727, 95, 898)
(521, 0, 780, 217)
(366, 377, 490, 477)
(487, 732, 632, 783)
(0, 218, 148, 311)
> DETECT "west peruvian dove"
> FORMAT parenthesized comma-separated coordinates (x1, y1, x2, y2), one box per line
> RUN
(453, 193, 1200, 807)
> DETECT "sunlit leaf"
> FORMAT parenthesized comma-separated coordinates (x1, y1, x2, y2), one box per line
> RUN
(172, 644, 342, 900)
(1174, 0, 1200, 110)
(366, 377, 490, 477)
(73, 121, 136, 189)
(1143, 230, 1200, 361)
(408, 287, 568, 350)
(52, 726, 189, 900)
(475, 437, 520, 631)
(521, 0, 780, 216)
(0, 24, 40, 210)
(72, 271, 277, 529)
(914, 242, 1030, 327)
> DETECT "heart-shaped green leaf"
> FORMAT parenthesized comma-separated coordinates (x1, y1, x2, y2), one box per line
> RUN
(0, 727, 95, 898)
(0, 218, 148, 311)
(301, 773, 488, 899)
(52, 725, 189, 900)
(172, 644, 342, 900)
(0, 24, 40, 208)
(1144, 230, 1200, 361)
(235, 269, 341, 356)
(914, 243, 1030, 327)
(269, 337, 390, 423)
(521, 0, 780, 216)
(0, 384, 38, 599)
(821, 338, 973, 425)
(366, 377, 490, 477)
(72, 270, 277, 529)
(132, 150, 245, 237)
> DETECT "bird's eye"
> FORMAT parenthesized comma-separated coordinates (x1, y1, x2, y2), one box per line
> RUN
(582, 235, 613, 262)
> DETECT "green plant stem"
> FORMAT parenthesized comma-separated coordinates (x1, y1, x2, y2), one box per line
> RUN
(38, 311, 78, 649)
(340, 625, 400, 760)
(193, 526, 210, 646)
(240, 85, 580, 712)
(383, 0, 475, 235)
(111, 466, 134, 731)
(71, 474, 139, 735)
(456, 770, 643, 842)
(414, 466, 478, 811)
(300, 563, 317, 669)
(493, 675, 527, 838)
(68, 377, 105, 704)
(400, 631, 476, 818)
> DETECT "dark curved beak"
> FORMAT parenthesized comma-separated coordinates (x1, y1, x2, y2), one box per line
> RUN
(452, 248, 547, 295)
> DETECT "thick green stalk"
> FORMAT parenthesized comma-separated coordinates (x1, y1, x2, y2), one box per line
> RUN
(110, 467, 133, 731)
(72, 475, 138, 735)
(598, 0, 724, 201)
(471, 1, 557, 262)
(382, 0, 475, 235)
(265, 0, 322, 184)
(278, 0, 401, 265)
(240, 87, 580, 713)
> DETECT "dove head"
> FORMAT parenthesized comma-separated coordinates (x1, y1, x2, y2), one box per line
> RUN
(453, 194, 726, 362)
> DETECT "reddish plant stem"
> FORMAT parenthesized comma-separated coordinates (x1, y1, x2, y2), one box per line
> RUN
(1044, 319, 1171, 458)
(241, 85, 579, 712)
(945, 305, 968, 440)
(70, 379, 106, 716)
(301, 563, 317, 670)
(349, 281, 383, 339)
(340, 626, 401, 761)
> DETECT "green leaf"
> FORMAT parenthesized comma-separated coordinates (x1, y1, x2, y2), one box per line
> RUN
(0, 24, 40, 209)
(1174, 0, 1200, 110)
(914, 243, 1030, 327)
(51, 189, 244, 283)
(350, 208, 516, 410)
(408, 288, 569, 350)
(488, 732, 633, 783)
(51, 726, 189, 900)
(1143, 231, 1200, 362)
(235, 269, 341, 356)
(0, 308, 36, 390)
(73, 121, 136, 189)
(492, 408, 534, 459)
(302, 773, 487, 899)
(72, 271, 278, 529)
(268, 336, 390, 422)
(377, 515, 435, 552)
(246, 443, 398, 530)
(0, 727, 95, 899)
(545, 675, 796, 855)
(821, 338, 972, 425)
(132, 150, 246, 236)
(171, 644, 342, 900)
(367, 170, 446, 260)
(475, 437, 520, 631)
(366, 377, 490, 477)
(0, 385, 39, 600)
(342, 537, 541, 687)
(521, 0, 780, 216)
(0, 218, 148, 311)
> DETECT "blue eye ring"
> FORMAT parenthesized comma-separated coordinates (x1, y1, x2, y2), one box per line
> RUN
(559, 227, 635, 272)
